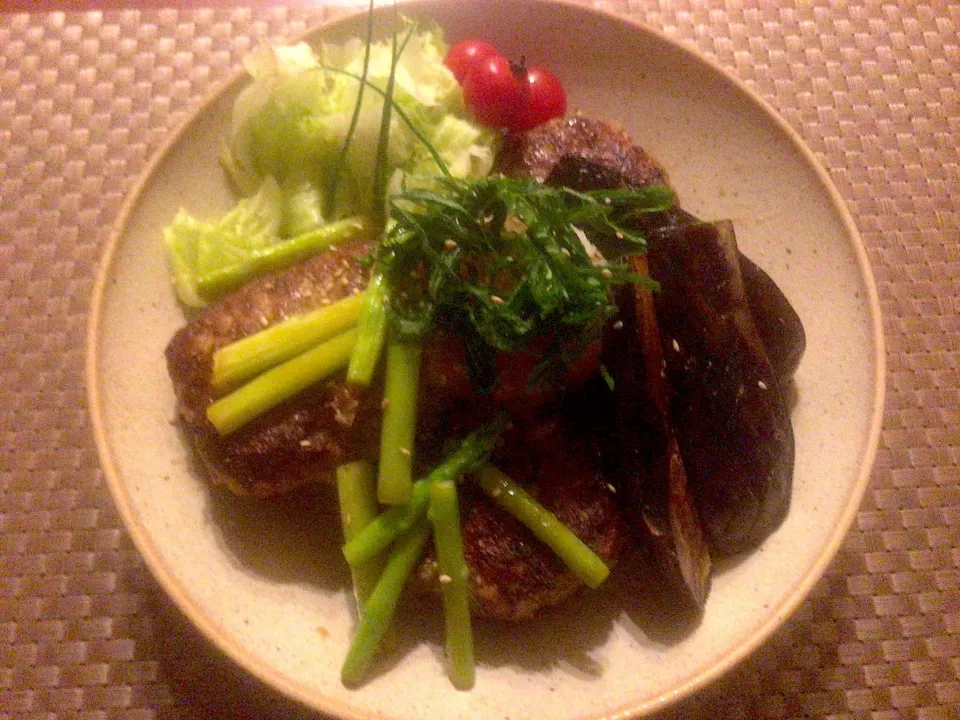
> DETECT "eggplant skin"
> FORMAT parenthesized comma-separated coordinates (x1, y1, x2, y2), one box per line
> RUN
(647, 222, 794, 556)
(739, 253, 806, 380)
(599, 269, 712, 611)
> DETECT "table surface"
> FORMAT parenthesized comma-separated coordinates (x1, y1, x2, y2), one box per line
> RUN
(1, 1, 957, 718)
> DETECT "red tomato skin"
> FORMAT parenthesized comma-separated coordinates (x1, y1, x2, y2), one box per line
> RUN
(462, 55, 529, 129)
(513, 65, 567, 131)
(444, 39, 501, 84)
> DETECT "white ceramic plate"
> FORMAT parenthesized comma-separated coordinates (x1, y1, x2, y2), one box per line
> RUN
(87, 1, 885, 718)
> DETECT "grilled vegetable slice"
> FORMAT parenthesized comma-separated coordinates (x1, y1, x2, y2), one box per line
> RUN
(647, 220, 795, 556)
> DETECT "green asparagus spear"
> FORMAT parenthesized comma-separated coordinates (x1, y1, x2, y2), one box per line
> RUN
(377, 339, 422, 505)
(206, 328, 357, 435)
(196, 217, 367, 301)
(342, 427, 496, 568)
(428, 480, 475, 689)
(211, 291, 366, 390)
(340, 519, 431, 686)
(337, 461, 382, 611)
(476, 465, 610, 589)
(346, 272, 388, 387)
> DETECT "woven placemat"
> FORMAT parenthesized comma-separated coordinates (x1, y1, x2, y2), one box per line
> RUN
(1, 2, 957, 718)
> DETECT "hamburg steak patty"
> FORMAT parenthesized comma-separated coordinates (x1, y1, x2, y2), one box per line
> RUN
(497, 114, 668, 189)
(418, 418, 627, 620)
(166, 242, 379, 496)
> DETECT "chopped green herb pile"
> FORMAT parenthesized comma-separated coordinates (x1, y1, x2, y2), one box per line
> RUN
(376, 175, 674, 352)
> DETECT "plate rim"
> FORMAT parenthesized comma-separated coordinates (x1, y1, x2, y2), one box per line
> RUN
(85, 1, 886, 717)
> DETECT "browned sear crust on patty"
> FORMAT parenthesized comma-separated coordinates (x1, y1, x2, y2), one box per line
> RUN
(165, 242, 378, 496)
(418, 418, 627, 620)
(497, 114, 668, 189)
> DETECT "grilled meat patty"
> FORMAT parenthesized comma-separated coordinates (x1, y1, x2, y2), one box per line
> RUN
(165, 240, 625, 619)
(417, 417, 627, 620)
(497, 114, 668, 188)
(165, 242, 379, 496)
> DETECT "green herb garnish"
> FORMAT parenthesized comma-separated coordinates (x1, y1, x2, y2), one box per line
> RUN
(373, 175, 672, 386)
(325, 0, 376, 219)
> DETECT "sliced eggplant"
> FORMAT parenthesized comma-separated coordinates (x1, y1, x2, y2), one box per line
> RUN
(545, 156, 805, 381)
(646, 220, 795, 556)
(636, 208, 805, 381)
(739, 253, 806, 380)
(599, 257, 711, 611)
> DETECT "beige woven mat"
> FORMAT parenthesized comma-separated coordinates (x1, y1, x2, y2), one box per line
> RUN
(1, 1, 957, 718)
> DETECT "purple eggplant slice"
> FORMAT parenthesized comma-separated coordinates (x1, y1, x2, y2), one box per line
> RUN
(739, 253, 806, 380)
(596, 256, 712, 610)
(646, 220, 795, 556)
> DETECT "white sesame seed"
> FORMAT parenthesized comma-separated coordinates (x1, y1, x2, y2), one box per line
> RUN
(601, 268, 613, 279)
(490, 295, 504, 304)
(606, 483, 617, 493)
(758, 380, 768, 390)
(438, 574, 452, 585)
(444, 239, 458, 250)
(604, 197, 612, 205)
(399, 447, 411, 457)
(613, 320, 624, 330)
(615, 232, 624, 240)
(299, 439, 312, 447)
(672, 339, 680, 352)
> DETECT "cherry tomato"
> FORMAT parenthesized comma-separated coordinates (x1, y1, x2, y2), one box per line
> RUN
(462, 55, 528, 129)
(444, 39, 501, 84)
(513, 65, 567, 131)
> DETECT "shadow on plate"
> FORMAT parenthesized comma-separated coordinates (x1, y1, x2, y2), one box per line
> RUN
(206, 480, 350, 591)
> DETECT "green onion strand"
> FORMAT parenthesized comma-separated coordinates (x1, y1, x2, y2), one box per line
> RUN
(326, 0, 377, 218)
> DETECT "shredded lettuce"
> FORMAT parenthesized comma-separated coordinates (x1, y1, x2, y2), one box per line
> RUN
(164, 178, 283, 307)
(222, 23, 498, 218)
(165, 21, 498, 308)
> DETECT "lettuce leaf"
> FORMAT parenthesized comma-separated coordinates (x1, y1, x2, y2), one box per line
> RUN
(164, 178, 283, 307)
(165, 22, 498, 307)
(223, 23, 498, 219)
